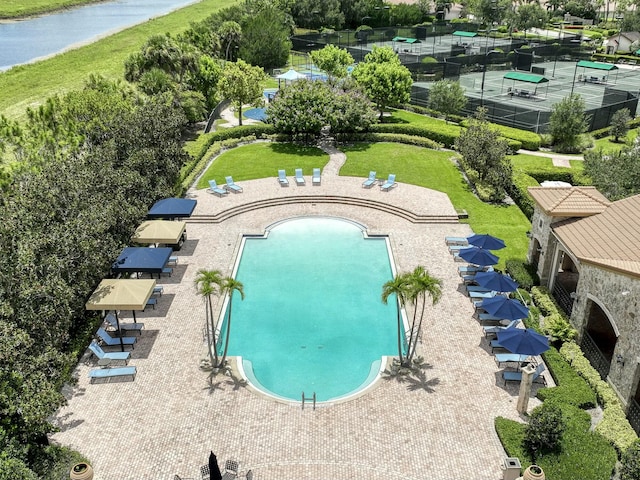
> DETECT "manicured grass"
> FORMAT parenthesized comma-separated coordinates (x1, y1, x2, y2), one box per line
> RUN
(196, 143, 329, 189)
(0, 0, 98, 18)
(592, 129, 638, 153)
(387, 108, 463, 132)
(338, 143, 531, 267)
(0, 0, 235, 120)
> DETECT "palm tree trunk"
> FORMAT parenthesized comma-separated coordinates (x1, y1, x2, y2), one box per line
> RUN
(396, 304, 405, 365)
(219, 297, 232, 367)
(238, 104, 243, 126)
(208, 296, 219, 367)
(408, 294, 426, 362)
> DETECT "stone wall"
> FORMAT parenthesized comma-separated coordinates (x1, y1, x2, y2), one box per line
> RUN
(572, 263, 640, 404)
(529, 206, 570, 286)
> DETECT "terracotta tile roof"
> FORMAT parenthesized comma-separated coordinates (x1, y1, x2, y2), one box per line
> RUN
(528, 186, 611, 216)
(553, 195, 640, 277)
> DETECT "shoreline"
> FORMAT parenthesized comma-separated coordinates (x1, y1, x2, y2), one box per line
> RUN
(0, 0, 108, 23)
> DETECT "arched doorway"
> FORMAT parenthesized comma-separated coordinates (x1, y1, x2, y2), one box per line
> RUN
(580, 299, 617, 379)
(552, 251, 579, 315)
(531, 238, 542, 270)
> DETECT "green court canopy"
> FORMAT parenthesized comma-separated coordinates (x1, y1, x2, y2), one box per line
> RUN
(453, 31, 477, 38)
(392, 36, 421, 43)
(503, 72, 549, 84)
(636, 49, 640, 55)
(577, 60, 618, 71)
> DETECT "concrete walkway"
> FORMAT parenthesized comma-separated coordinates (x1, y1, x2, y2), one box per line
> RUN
(518, 148, 582, 168)
(50, 144, 547, 480)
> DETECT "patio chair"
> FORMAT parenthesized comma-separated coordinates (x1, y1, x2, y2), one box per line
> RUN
(502, 363, 546, 385)
(445, 236, 468, 246)
(380, 173, 397, 191)
(449, 245, 470, 253)
(201, 465, 210, 480)
(312, 168, 321, 185)
(494, 353, 528, 367)
(89, 365, 137, 383)
(225, 176, 243, 193)
(167, 256, 178, 266)
(88, 339, 131, 363)
(278, 169, 289, 186)
(153, 285, 164, 296)
(468, 290, 498, 300)
(145, 297, 157, 310)
(97, 327, 136, 348)
(208, 179, 228, 197)
(466, 285, 492, 293)
(295, 168, 305, 185)
(362, 171, 377, 188)
(223, 460, 239, 479)
(483, 319, 519, 337)
(105, 312, 144, 335)
(477, 312, 504, 322)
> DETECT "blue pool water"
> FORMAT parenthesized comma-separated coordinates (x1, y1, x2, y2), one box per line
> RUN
(225, 217, 398, 402)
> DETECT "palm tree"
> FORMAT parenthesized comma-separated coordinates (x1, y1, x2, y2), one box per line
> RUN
(194, 269, 223, 367)
(381, 273, 412, 366)
(218, 276, 245, 367)
(406, 266, 442, 363)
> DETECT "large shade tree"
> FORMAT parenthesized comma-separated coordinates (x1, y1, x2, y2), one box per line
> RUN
(352, 46, 413, 120)
(310, 44, 354, 82)
(217, 59, 268, 126)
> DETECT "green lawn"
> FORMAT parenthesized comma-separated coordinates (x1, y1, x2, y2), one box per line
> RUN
(0, 0, 99, 18)
(387, 108, 463, 132)
(592, 129, 638, 153)
(196, 143, 329, 189)
(0, 0, 235, 120)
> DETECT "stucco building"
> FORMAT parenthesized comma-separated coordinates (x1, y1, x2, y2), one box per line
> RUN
(527, 186, 640, 431)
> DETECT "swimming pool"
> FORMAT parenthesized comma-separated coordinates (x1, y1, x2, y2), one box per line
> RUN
(221, 217, 399, 403)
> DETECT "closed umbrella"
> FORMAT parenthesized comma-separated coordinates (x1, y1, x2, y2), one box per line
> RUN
(474, 271, 518, 292)
(467, 233, 506, 250)
(479, 296, 529, 320)
(497, 328, 550, 356)
(208, 451, 223, 480)
(458, 247, 499, 266)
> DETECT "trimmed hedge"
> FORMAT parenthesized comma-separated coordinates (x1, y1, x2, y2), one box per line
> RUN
(193, 124, 276, 160)
(559, 342, 638, 452)
(538, 347, 597, 409)
(370, 122, 460, 148)
(590, 117, 640, 140)
(340, 132, 442, 149)
(531, 287, 577, 343)
(461, 119, 542, 150)
(509, 171, 539, 220)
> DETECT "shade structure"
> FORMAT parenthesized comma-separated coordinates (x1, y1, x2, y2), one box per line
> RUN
(467, 234, 506, 250)
(147, 198, 197, 220)
(112, 247, 172, 276)
(209, 451, 223, 480)
(480, 296, 529, 321)
(458, 246, 499, 266)
(276, 68, 307, 81)
(474, 271, 518, 292)
(86, 279, 156, 351)
(497, 328, 550, 356)
(132, 220, 186, 245)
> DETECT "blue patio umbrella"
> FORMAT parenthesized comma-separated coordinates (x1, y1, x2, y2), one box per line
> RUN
(480, 296, 529, 320)
(474, 271, 519, 292)
(147, 198, 197, 220)
(497, 328, 550, 356)
(458, 246, 499, 266)
(467, 233, 506, 250)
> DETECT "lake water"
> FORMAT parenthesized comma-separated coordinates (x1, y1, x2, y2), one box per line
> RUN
(0, 0, 197, 71)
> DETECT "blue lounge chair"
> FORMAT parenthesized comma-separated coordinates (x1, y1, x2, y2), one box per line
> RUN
(483, 319, 519, 337)
(153, 285, 164, 296)
(105, 312, 144, 335)
(445, 236, 468, 246)
(466, 285, 492, 293)
(494, 353, 528, 367)
(469, 290, 498, 300)
(89, 366, 137, 383)
(489, 338, 506, 352)
(295, 168, 305, 185)
(478, 312, 504, 322)
(167, 256, 178, 266)
(459, 265, 493, 275)
(502, 363, 546, 385)
(278, 169, 289, 186)
(312, 168, 321, 185)
(449, 245, 470, 253)
(225, 176, 243, 193)
(362, 171, 377, 188)
(380, 173, 397, 191)
(145, 297, 157, 310)
(88, 339, 131, 363)
(208, 180, 228, 197)
(161, 266, 173, 277)
(97, 327, 136, 348)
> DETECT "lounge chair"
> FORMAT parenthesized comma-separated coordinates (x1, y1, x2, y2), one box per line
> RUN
(161, 266, 173, 277)
(449, 245, 470, 253)
(362, 171, 377, 188)
(167, 256, 178, 266)
(483, 319, 519, 337)
(145, 297, 157, 310)
(105, 312, 144, 335)
(89, 366, 137, 383)
(278, 169, 289, 186)
(380, 173, 397, 191)
(97, 327, 136, 348)
(459, 265, 493, 275)
(445, 236, 468, 246)
(494, 353, 528, 367)
(469, 290, 498, 300)
(466, 285, 492, 293)
(478, 312, 504, 322)
(208, 180, 228, 197)
(225, 176, 243, 193)
(312, 168, 321, 185)
(502, 363, 546, 385)
(153, 285, 164, 296)
(88, 339, 131, 363)
(295, 168, 305, 185)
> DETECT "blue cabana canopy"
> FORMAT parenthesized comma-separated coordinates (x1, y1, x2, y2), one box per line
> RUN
(112, 247, 172, 275)
(147, 198, 197, 220)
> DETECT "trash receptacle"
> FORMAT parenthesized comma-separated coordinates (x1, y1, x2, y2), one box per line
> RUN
(502, 457, 521, 480)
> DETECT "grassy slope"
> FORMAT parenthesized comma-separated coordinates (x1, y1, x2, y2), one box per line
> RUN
(0, 0, 101, 18)
(0, 0, 235, 120)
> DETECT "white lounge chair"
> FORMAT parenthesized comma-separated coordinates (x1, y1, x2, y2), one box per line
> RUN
(88, 339, 131, 363)
(208, 180, 228, 197)
(362, 171, 377, 188)
(295, 168, 305, 185)
(225, 176, 243, 193)
(380, 173, 397, 191)
(312, 168, 321, 185)
(89, 366, 137, 383)
(278, 169, 289, 186)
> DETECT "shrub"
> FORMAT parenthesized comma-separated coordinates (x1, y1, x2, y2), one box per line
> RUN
(421, 56, 438, 63)
(524, 403, 566, 461)
(509, 172, 538, 220)
(460, 120, 541, 150)
(339, 132, 442, 149)
(538, 347, 596, 409)
(621, 439, 640, 480)
(505, 260, 539, 290)
(531, 287, 576, 343)
(370, 122, 459, 148)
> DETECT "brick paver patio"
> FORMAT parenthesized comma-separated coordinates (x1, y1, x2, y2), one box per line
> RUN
(51, 150, 544, 479)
